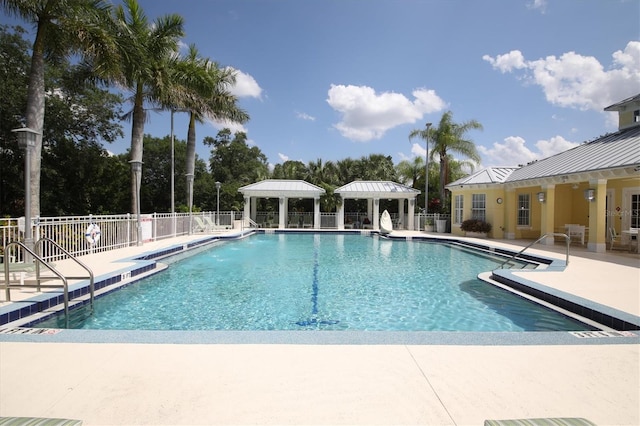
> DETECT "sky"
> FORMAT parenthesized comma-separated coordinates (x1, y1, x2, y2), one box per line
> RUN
(7, 0, 640, 171)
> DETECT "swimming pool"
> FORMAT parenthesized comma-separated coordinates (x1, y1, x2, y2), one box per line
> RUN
(35, 233, 593, 331)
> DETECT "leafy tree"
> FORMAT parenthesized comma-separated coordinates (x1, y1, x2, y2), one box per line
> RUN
(272, 160, 308, 180)
(356, 154, 397, 181)
(409, 111, 482, 206)
(0, 0, 117, 218)
(109, 0, 184, 215)
(205, 129, 269, 209)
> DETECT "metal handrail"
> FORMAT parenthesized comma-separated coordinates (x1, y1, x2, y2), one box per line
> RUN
(3, 241, 70, 327)
(35, 237, 94, 309)
(496, 232, 570, 269)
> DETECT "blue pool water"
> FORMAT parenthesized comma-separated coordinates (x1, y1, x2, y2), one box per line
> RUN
(37, 233, 592, 331)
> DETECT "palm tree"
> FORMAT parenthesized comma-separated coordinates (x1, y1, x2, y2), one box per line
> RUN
(111, 0, 184, 217)
(0, 0, 116, 219)
(165, 44, 249, 210)
(395, 156, 424, 186)
(409, 111, 482, 206)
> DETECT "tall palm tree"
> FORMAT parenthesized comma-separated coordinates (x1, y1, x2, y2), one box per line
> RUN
(409, 111, 482, 206)
(395, 156, 424, 186)
(0, 0, 116, 219)
(111, 0, 184, 216)
(165, 44, 249, 209)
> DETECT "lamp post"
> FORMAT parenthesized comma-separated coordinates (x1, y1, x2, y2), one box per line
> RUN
(170, 109, 175, 237)
(129, 160, 143, 246)
(12, 127, 40, 259)
(424, 122, 432, 216)
(215, 181, 221, 226)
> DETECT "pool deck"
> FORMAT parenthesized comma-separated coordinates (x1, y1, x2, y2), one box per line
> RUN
(1, 230, 639, 425)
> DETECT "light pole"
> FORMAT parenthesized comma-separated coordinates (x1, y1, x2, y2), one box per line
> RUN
(424, 122, 432, 216)
(12, 127, 40, 258)
(170, 109, 175, 236)
(215, 181, 221, 226)
(129, 160, 143, 246)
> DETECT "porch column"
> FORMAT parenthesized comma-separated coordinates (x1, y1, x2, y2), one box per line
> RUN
(373, 198, 380, 230)
(504, 188, 516, 239)
(244, 196, 251, 226)
(278, 197, 286, 229)
(540, 184, 556, 245)
(408, 198, 415, 230)
(367, 199, 373, 223)
(397, 199, 405, 230)
(314, 197, 321, 229)
(250, 197, 257, 223)
(587, 179, 607, 253)
(337, 198, 345, 230)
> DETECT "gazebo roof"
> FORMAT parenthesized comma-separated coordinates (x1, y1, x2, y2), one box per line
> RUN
(335, 181, 419, 199)
(238, 179, 325, 198)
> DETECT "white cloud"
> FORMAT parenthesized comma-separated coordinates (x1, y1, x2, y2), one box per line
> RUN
(278, 153, 289, 162)
(227, 67, 263, 99)
(526, 0, 547, 13)
(478, 135, 579, 167)
(207, 117, 247, 135)
(483, 41, 640, 112)
(296, 111, 316, 121)
(326, 84, 446, 142)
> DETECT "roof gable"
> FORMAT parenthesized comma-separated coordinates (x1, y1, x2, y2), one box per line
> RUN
(447, 167, 518, 187)
(238, 179, 325, 197)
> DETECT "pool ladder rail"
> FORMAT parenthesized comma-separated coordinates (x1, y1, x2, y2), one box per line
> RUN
(2, 237, 95, 328)
(496, 232, 570, 270)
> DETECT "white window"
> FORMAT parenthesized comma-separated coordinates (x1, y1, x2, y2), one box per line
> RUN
(517, 194, 530, 226)
(454, 195, 464, 224)
(471, 194, 486, 222)
(631, 193, 640, 228)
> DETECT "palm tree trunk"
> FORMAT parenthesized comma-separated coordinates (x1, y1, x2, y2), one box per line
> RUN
(130, 83, 145, 215)
(185, 112, 197, 206)
(25, 22, 48, 219)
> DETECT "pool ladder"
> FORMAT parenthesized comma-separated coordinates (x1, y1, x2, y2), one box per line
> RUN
(496, 232, 570, 269)
(2, 238, 94, 328)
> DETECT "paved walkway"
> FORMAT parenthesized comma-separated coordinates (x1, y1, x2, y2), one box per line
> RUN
(1, 231, 639, 425)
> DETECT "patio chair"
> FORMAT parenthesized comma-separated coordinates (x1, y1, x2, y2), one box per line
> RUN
(303, 215, 313, 228)
(192, 216, 210, 233)
(203, 216, 228, 231)
(609, 227, 626, 250)
(565, 224, 585, 245)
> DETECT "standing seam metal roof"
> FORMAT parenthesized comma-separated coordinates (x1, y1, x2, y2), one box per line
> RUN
(335, 181, 419, 197)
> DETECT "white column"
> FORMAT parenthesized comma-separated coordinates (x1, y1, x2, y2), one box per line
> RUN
(398, 199, 405, 229)
(338, 198, 345, 230)
(244, 196, 251, 226)
(278, 197, 286, 229)
(408, 198, 416, 230)
(373, 198, 380, 230)
(367, 199, 373, 222)
(314, 197, 321, 229)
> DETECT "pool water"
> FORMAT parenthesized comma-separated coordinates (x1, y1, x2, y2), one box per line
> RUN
(37, 233, 592, 331)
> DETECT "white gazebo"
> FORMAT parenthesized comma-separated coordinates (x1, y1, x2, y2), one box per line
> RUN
(238, 179, 326, 229)
(335, 181, 420, 230)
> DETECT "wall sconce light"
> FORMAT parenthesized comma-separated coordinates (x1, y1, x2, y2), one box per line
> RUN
(537, 192, 546, 202)
(584, 189, 595, 201)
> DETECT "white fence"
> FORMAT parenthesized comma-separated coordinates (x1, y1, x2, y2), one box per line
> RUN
(1, 211, 449, 262)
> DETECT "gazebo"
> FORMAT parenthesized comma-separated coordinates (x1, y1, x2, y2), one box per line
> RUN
(335, 181, 420, 230)
(238, 179, 325, 229)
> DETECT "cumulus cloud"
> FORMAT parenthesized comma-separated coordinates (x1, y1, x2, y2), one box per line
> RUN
(326, 85, 446, 142)
(478, 135, 578, 167)
(207, 117, 247, 135)
(296, 111, 316, 121)
(278, 153, 289, 162)
(227, 67, 263, 99)
(483, 41, 640, 112)
(526, 0, 547, 13)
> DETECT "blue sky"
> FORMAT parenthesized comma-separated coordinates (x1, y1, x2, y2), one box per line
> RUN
(8, 0, 640, 170)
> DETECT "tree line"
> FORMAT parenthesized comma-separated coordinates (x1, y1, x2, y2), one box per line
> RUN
(0, 1, 482, 219)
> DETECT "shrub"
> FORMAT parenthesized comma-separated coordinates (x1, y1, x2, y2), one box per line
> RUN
(460, 219, 492, 233)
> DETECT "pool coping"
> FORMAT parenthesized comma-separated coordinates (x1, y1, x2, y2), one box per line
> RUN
(1, 230, 638, 345)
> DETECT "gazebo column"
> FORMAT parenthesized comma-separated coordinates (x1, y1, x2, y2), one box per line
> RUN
(314, 197, 321, 229)
(587, 179, 607, 253)
(279, 197, 286, 229)
(398, 199, 405, 229)
(373, 198, 380, 230)
(367, 199, 373, 223)
(408, 199, 415, 230)
(337, 198, 345, 230)
(244, 196, 251, 226)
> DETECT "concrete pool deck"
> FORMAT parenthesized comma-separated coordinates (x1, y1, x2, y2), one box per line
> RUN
(1, 230, 639, 425)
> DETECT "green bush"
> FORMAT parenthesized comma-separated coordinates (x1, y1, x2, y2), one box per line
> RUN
(460, 219, 492, 233)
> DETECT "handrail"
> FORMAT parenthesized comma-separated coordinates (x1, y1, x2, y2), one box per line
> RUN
(35, 237, 94, 309)
(496, 232, 570, 270)
(3, 241, 70, 327)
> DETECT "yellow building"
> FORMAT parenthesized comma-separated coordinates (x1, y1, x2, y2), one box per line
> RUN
(447, 93, 640, 253)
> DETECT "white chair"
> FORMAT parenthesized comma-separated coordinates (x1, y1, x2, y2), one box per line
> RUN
(609, 227, 625, 250)
(566, 224, 585, 245)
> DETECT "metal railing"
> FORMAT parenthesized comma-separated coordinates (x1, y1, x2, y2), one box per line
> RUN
(496, 232, 571, 269)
